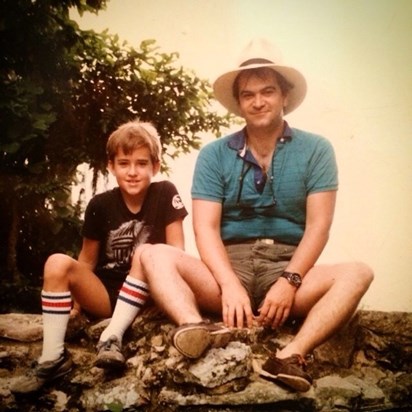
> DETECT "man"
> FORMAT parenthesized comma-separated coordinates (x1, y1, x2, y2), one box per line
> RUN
(189, 38, 374, 391)
(121, 38, 372, 392)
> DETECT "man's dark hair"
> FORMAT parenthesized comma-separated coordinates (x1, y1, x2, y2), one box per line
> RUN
(232, 67, 293, 102)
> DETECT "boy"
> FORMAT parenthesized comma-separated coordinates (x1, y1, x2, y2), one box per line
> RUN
(11, 120, 188, 393)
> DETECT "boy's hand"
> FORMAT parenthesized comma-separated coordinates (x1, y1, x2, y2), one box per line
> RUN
(70, 307, 81, 319)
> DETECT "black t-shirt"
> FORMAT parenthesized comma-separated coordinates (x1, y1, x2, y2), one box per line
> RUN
(82, 181, 188, 273)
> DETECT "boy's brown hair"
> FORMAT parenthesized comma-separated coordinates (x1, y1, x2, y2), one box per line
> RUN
(106, 120, 162, 163)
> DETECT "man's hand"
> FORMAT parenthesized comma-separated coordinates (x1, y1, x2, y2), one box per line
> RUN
(221, 282, 254, 329)
(256, 278, 296, 329)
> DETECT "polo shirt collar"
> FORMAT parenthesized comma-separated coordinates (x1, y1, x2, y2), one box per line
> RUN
(228, 121, 293, 156)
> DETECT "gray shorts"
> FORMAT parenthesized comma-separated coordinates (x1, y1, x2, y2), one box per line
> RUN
(224, 240, 297, 313)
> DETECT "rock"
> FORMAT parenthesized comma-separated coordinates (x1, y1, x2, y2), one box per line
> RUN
(172, 341, 252, 390)
(0, 310, 411, 411)
(0, 313, 43, 342)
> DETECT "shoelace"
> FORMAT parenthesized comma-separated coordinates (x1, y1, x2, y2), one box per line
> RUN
(290, 354, 307, 368)
(267, 352, 308, 368)
(100, 338, 121, 352)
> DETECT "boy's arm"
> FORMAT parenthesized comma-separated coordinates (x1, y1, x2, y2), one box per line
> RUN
(71, 237, 100, 317)
(77, 237, 100, 269)
(165, 219, 185, 250)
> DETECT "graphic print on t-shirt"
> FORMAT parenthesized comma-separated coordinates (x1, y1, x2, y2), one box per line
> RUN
(172, 194, 185, 210)
(104, 219, 150, 269)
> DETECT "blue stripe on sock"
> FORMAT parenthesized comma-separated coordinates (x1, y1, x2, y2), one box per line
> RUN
(42, 309, 71, 315)
(124, 279, 149, 294)
(41, 293, 71, 300)
(118, 295, 145, 308)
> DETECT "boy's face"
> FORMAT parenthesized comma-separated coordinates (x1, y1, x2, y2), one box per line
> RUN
(108, 146, 160, 199)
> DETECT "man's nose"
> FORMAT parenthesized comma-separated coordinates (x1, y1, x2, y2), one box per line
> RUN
(253, 93, 264, 107)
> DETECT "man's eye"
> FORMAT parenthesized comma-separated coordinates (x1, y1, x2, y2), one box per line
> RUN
(263, 88, 275, 95)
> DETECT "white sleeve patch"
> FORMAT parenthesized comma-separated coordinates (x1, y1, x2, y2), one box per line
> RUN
(172, 194, 185, 210)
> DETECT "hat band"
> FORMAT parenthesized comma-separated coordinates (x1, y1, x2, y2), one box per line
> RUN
(240, 58, 274, 67)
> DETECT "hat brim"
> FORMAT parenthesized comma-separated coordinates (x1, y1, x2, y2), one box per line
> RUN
(213, 63, 307, 116)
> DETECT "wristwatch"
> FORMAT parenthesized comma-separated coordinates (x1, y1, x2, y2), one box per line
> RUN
(281, 271, 302, 288)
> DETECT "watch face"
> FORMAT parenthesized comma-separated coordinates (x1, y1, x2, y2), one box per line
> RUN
(290, 273, 302, 286)
(282, 272, 302, 287)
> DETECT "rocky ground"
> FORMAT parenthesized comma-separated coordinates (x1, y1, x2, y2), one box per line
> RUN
(0, 310, 411, 411)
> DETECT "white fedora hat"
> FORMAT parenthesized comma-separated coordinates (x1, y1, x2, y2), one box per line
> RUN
(213, 38, 307, 116)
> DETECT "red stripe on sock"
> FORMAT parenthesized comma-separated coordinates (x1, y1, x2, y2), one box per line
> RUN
(42, 301, 72, 308)
(120, 285, 148, 301)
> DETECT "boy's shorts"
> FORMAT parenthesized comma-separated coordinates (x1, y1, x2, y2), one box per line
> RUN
(95, 268, 129, 313)
(224, 240, 297, 313)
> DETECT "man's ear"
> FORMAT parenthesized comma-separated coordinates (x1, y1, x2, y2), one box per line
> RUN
(283, 94, 289, 110)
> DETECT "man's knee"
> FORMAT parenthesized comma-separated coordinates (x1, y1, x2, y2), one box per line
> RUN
(140, 244, 165, 264)
(353, 261, 374, 290)
(333, 261, 374, 297)
(139, 244, 176, 279)
(131, 243, 152, 266)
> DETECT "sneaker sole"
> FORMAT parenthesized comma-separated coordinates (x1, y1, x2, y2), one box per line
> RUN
(172, 324, 211, 358)
(276, 373, 311, 392)
(95, 356, 126, 369)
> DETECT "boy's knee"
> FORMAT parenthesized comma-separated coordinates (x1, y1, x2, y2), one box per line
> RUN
(43, 253, 73, 281)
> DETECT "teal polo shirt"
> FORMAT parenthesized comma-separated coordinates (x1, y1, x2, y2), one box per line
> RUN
(191, 124, 338, 245)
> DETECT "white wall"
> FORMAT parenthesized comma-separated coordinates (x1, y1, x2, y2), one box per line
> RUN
(72, 0, 412, 312)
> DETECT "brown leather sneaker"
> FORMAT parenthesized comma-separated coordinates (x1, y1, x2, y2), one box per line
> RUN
(259, 353, 312, 392)
(171, 322, 231, 359)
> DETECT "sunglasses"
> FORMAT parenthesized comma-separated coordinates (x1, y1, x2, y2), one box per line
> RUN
(234, 162, 277, 220)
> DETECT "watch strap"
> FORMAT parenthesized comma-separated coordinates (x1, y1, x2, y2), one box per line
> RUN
(281, 271, 302, 288)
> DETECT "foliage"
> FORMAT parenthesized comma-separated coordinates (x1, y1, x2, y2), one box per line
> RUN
(0, 0, 232, 294)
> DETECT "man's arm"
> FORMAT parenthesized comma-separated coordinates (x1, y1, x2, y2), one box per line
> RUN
(284, 190, 336, 275)
(257, 190, 336, 328)
(192, 199, 254, 328)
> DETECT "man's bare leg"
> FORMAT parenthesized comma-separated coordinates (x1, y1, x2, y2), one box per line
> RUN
(139, 244, 226, 358)
(278, 261, 374, 358)
(139, 244, 222, 324)
(258, 262, 373, 391)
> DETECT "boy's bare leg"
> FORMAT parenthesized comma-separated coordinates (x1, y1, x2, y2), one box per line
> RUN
(43, 253, 112, 318)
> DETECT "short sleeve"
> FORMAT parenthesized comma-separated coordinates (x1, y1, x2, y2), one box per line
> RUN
(306, 138, 338, 194)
